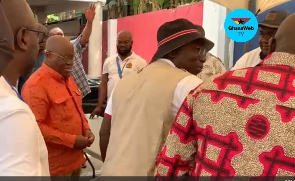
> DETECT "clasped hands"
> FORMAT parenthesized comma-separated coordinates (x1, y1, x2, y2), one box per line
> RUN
(74, 130, 95, 149)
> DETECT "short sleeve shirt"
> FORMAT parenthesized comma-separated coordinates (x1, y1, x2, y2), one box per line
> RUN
(102, 52, 147, 99)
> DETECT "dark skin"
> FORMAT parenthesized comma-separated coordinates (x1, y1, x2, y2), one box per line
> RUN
(99, 115, 111, 161)
(45, 36, 75, 78)
(0, 2, 14, 76)
(116, 30, 133, 58)
(45, 36, 95, 149)
(166, 39, 207, 75)
(268, 14, 295, 55)
(259, 26, 277, 57)
(89, 30, 133, 119)
(99, 38, 208, 161)
(2, 0, 41, 87)
(37, 24, 48, 56)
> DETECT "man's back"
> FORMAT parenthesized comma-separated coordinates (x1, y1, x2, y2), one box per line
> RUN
(193, 52, 295, 176)
(102, 60, 192, 176)
(0, 77, 49, 176)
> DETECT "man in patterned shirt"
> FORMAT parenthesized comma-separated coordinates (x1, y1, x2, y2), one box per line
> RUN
(195, 25, 227, 81)
(155, 13, 295, 178)
(49, 4, 96, 97)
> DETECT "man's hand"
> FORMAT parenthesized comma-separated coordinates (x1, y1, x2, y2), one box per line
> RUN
(74, 135, 90, 149)
(89, 105, 102, 119)
(85, 130, 95, 147)
(84, 4, 96, 22)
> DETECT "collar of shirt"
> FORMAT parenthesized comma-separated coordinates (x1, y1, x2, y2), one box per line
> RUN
(0, 76, 18, 97)
(116, 51, 136, 62)
(0, 76, 11, 90)
(158, 58, 175, 67)
(41, 63, 66, 83)
(261, 52, 295, 68)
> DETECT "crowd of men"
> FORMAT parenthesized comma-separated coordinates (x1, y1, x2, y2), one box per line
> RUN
(0, 0, 295, 179)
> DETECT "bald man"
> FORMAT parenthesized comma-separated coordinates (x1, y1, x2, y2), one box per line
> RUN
(22, 35, 94, 177)
(18, 23, 48, 92)
(32, 24, 48, 71)
(0, 1, 14, 76)
(48, 4, 96, 98)
(90, 30, 147, 118)
(156, 13, 295, 177)
(0, 0, 49, 176)
(231, 10, 289, 70)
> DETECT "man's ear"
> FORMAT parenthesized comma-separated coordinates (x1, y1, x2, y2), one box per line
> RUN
(268, 37, 276, 55)
(15, 28, 28, 51)
(45, 51, 51, 58)
(15, 28, 27, 51)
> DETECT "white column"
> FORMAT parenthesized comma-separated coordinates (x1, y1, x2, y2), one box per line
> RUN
(202, 0, 234, 69)
(107, 19, 118, 57)
(88, 1, 105, 78)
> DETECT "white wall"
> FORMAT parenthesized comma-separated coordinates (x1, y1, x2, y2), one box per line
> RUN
(107, 19, 118, 57)
(202, 0, 234, 69)
(88, 2, 104, 78)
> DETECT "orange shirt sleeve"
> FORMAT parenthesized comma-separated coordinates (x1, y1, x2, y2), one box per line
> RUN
(83, 117, 90, 132)
(22, 84, 76, 148)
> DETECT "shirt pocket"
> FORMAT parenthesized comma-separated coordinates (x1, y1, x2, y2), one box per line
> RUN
(73, 89, 83, 106)
(123, 66, 135, 76)
(51, 96, 73, 120)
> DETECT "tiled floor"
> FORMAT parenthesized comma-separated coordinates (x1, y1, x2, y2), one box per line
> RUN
(80, 154, 103, 177)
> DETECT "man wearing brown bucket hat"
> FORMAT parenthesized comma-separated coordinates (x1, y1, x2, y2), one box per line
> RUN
(232, 10, 290, 70)
(194, 24, 227, 81)
(155, 12, 295, 178)
(99, 18, 214, 176)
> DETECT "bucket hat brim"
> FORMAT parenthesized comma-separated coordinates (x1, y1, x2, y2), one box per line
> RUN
(151, 31, 214, 62)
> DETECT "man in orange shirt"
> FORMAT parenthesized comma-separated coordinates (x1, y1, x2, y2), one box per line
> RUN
(22, 35, 95, 177)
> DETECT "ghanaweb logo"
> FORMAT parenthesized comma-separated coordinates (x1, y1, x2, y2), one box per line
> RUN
(224, 9, 258, 42)
(229, 18, 253, 31)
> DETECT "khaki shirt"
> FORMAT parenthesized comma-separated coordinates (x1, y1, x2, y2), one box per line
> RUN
(197, 53, 227, 81)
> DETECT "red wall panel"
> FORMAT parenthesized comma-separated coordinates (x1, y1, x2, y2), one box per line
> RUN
(117, 3, 204, 63)
(81, 3, 203, 74)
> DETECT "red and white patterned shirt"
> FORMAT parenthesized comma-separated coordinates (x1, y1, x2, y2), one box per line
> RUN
(155, 52, 295, 178)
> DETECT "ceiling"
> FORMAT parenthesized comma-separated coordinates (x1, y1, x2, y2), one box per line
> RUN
(28, 0, 91, 14)
(27, 0, 64, 6)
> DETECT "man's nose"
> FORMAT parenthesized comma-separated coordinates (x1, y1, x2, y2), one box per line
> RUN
(261, 36, 271, 43)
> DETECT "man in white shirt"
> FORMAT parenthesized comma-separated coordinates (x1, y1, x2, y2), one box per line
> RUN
(0, 0, 49, 176)
(231, 10, 290, 70)
(89, 30, 147, 118)
(99, 18, 214, 176)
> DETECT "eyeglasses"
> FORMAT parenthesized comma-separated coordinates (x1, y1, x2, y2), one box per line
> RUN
(197, 47, 207, 56)
(25, 28, 48, 43)
(46, 51, 74, 62)
(185, 43, 208, 56)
